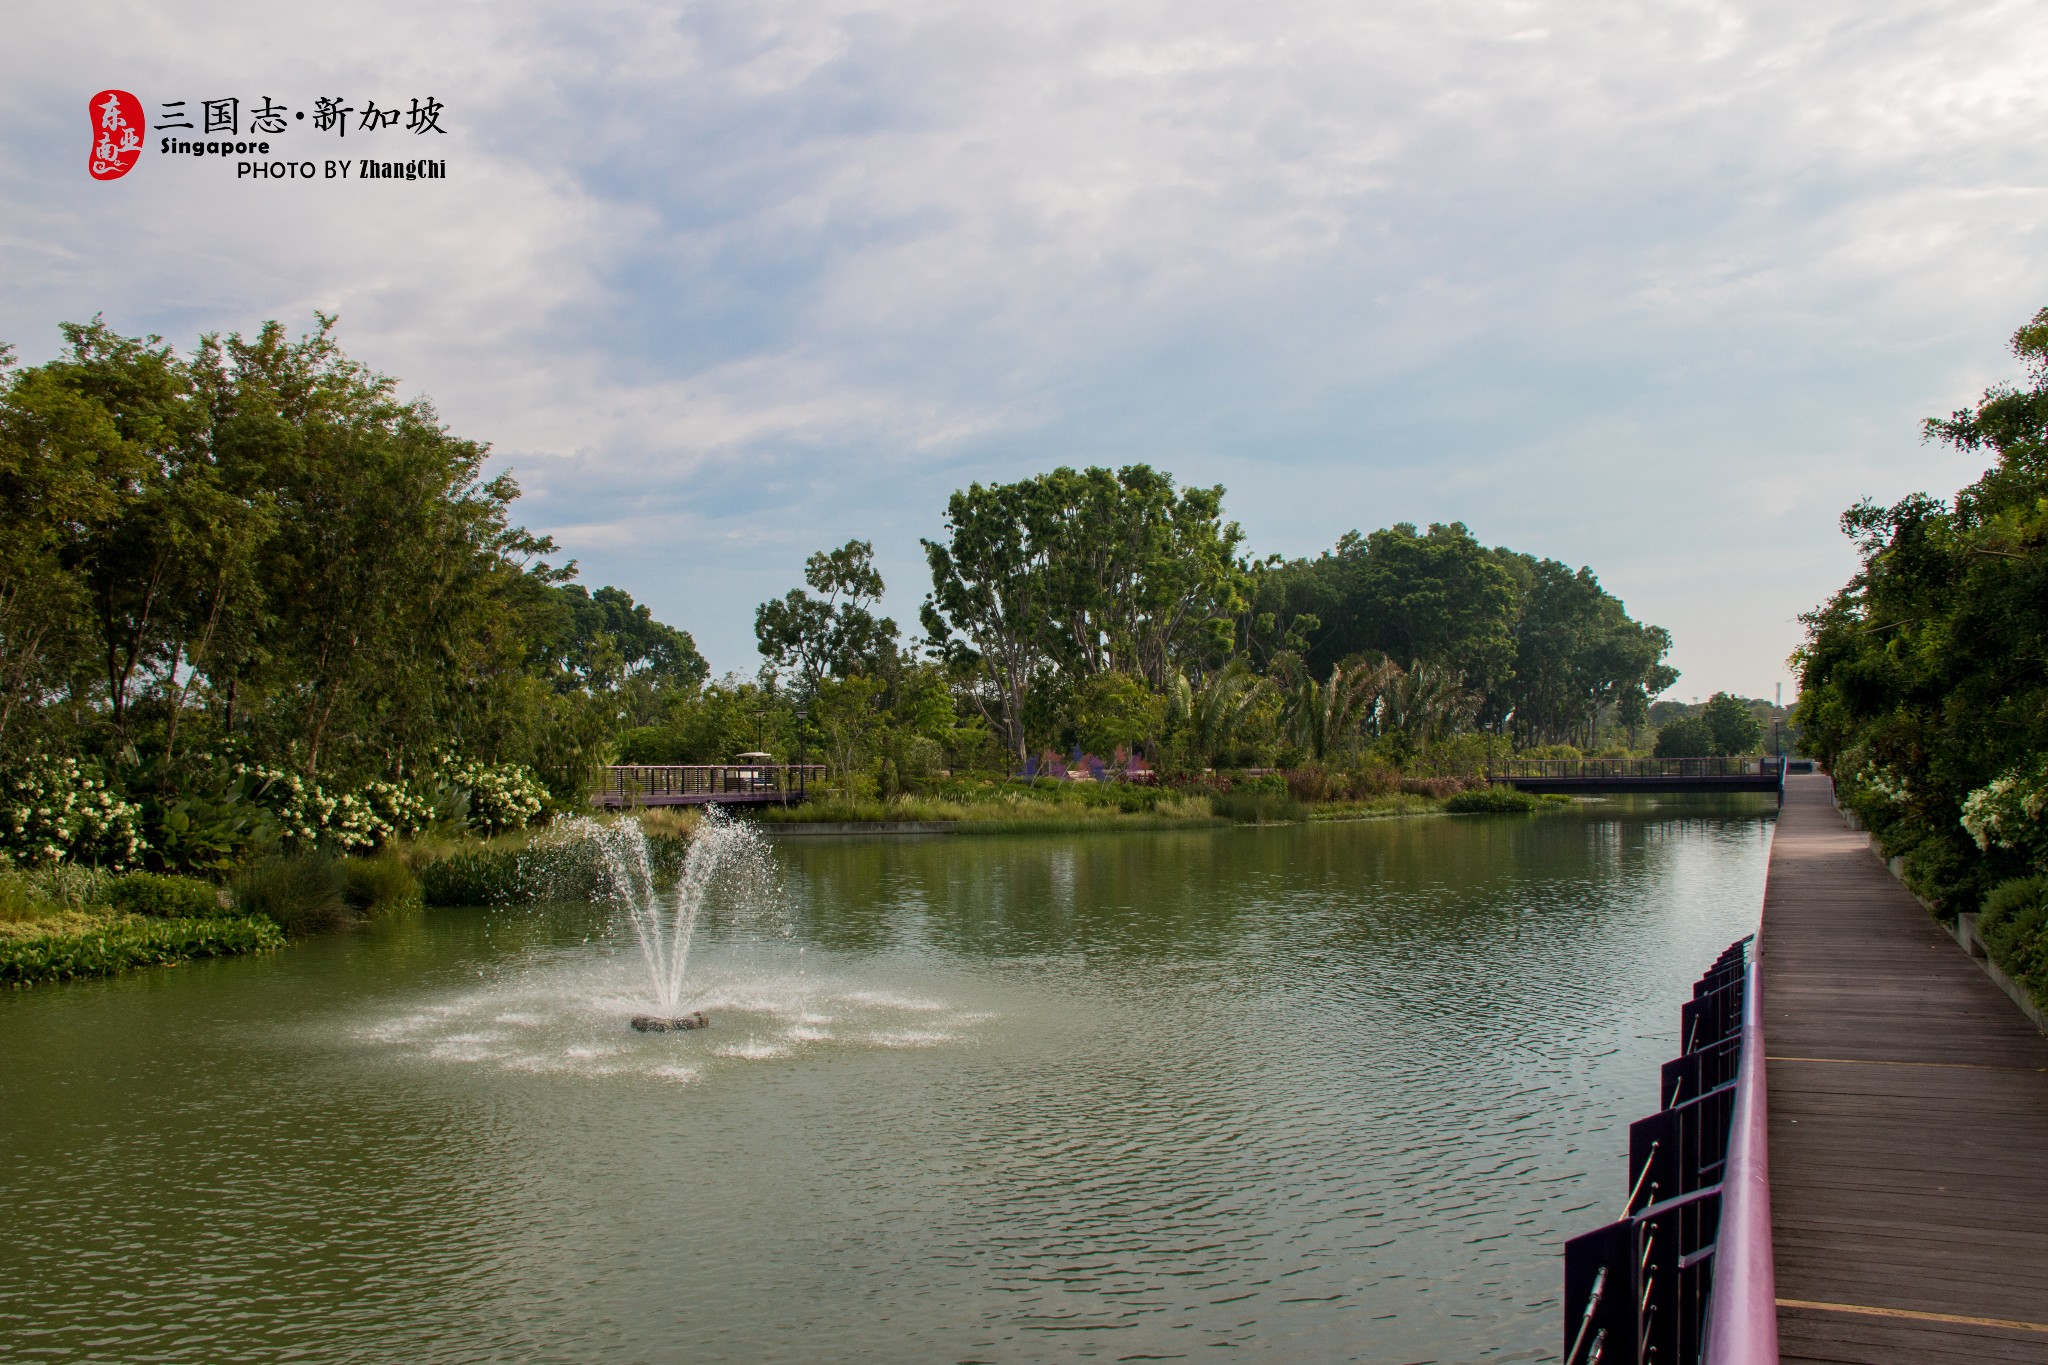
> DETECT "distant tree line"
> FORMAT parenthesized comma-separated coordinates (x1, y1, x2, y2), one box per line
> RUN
(3, 314, 1707, 867)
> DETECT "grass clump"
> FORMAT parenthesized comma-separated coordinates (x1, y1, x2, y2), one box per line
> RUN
(109, 872, 224, 918)
(232, 855, 351, 935)
(341, 852, 422, 915)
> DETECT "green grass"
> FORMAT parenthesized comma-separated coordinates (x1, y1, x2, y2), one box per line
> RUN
(752, 787, 1226, 832)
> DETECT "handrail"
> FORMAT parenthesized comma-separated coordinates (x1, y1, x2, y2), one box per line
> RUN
(1499, 757, 1785, 780)
(1566, 1267, 1609, 1364)
(1701, 952, 1779, 1364)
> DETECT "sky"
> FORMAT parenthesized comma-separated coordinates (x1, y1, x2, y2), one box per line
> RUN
(5, 1, 2045, 701)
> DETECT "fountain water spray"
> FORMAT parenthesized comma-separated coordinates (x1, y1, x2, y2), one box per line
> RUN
(551, 808, 776, 1029)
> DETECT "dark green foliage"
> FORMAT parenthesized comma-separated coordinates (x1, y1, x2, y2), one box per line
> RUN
(1445, 786, 1542, 813)
(1979, 876, 2048, 1008)
(341, 853, 421, 915)
(2, 915, 283, 987)
(0, 315, 704, 812)
(109, 871, 221, 918)
(1795, 306, 2048, 913)
(232, 855, 350, 935)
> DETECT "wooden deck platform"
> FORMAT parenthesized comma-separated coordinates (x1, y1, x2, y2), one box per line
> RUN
(1763, 773, 2048, 1363)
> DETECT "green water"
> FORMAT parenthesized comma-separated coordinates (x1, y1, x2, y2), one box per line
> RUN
(0, 800, 1774, 1363)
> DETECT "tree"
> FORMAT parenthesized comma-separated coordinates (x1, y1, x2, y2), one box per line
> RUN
(1166, 657, 1267, 769)
(1653, 714, 1714, 758)
(757, 539, 897, 695)
(922, 466, 1246, 767)
(0, 314, 691, 803)
(1700, 692, 1763, 755)
(1501, 555, 1676, 746)
(1795, 309, 2048, 911)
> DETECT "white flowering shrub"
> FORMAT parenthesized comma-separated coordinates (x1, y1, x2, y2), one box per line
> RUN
(1960, 762, 2048, 864)
(1860, 766, 1911, 805)
(0, 758, 148, 869)
(449, 760, 547, 834)
(362, 779, 437, 838)
(234, 765, 416, 852)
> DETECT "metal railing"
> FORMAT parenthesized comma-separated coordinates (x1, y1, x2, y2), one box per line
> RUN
(592, 764, 826, 807)
(1500, 757, 1786, 780)
(1563, 937, 1776, 1364)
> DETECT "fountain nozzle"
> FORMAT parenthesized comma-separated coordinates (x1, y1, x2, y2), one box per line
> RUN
(631, 1012, 710, 1033)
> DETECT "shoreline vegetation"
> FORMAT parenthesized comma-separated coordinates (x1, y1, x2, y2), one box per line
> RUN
(2, 313, 1783, 988)
(1795, 305, 2048, 1016)
(0, 782, 1603, 986)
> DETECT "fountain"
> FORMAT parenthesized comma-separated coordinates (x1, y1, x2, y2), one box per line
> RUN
(552, 808, 776, 1031)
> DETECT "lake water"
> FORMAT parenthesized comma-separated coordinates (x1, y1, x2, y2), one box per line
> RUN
(0, 800, 1774, 1364)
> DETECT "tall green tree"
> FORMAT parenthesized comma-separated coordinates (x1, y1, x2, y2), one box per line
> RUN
(755, 539, 896, 694)
(1797, 305, 2048, 910)
(922, 465, 1244, 765)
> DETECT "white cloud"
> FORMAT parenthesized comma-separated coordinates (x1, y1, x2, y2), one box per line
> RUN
(4, 0, 2045, 686)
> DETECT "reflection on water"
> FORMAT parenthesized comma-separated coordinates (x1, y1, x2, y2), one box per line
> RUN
(0, 798, 1774, 1363)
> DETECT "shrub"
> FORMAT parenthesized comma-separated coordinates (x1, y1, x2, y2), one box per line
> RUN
(1979, 876, 2048, 1008)
(232, 855, 352, 935)
(1445, 786, 1542, 814)
(109, 872, 224, 919)
(2, 915, 284, 987)
(341, 853, 422, 915)
(0, 758, 148, 869)
(1401, 776, 1470, 800)
(450, 761, 547, 835)
(1285, 768, 1348, 803)
(1351, 766, 1402, 797)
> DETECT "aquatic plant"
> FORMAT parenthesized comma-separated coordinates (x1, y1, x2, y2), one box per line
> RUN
(1, 915, 283, 987)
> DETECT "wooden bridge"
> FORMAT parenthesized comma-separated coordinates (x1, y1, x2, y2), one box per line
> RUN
(1560, 770, 2048, 1364)
(590, 763, 825, 808)
(1497, 756, 1804, 795)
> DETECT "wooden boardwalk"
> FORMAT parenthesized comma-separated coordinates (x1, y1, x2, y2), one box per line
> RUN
(1763, 773, 2048, 1363)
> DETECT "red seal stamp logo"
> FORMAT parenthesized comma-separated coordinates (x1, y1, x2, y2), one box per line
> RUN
(89, 90, 145, 180)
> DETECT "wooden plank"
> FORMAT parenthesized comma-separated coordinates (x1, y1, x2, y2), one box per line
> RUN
(1765, 774, 2048, 1362)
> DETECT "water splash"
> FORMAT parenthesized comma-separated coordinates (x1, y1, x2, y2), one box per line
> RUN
(553, 809, 776, 1012)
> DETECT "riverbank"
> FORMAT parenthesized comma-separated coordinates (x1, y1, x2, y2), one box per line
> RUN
(3, 785, 1573, 984)
(0, 858, 414, 988)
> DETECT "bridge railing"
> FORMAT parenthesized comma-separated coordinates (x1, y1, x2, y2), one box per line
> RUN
(592, 764, 826, 806)
(1499, 756, 1784, 781)
(1562, 936, 1775, 1365)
